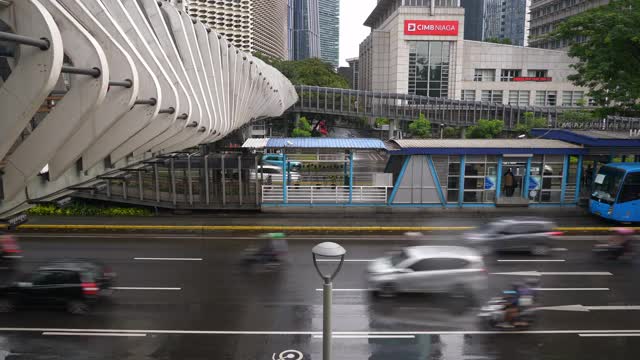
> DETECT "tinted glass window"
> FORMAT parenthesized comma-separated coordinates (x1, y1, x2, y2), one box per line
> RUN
(390, 250, 409, 267)
(32, 271, 77, 285)
(619, 173, 640, 204)
(409, 258, 467, 271)
(409, 259, 433, 271)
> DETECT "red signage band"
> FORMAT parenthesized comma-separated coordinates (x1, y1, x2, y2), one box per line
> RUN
(513, 77, 552, 82)
(404, 20, 459, 36)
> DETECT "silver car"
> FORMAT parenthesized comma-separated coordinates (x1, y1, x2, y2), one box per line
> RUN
(367, 246, 487, 297)
(464, 218, 560, 256)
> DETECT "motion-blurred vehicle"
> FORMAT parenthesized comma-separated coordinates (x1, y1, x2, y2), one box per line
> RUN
(478, 292, 536, 329)
(0, 259, 116, 314)
(261, 154, 302, 171)
(464, 218, 561, 256)
(0, 233, 21, 270)
(367, 246, 487, 297)
(250, 165, 301, 183)
(242, 235, 289, 270)
(590, 163, 640, 223)
(592, 228, 634, 260)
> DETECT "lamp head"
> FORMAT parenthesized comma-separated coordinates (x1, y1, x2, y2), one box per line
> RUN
(312, 242, 346, 258)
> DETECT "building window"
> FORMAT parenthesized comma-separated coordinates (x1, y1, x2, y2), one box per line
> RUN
(562, 91, 584, 106)
(481, 90, 504, 104)
(474, 69, 496, 82)
(528, 69, 548, 77)
(528, 155, 564, 203)
(408, 41, 451, 98)
(500, 69, 522, 82)
(447, 156, 460, 203)
(462, 90, 476, 101)
(509, 90, 530, 106)
(535, 91, 557, 106)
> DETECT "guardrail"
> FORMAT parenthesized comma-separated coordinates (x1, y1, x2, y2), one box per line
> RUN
(262, 185, 391, 204)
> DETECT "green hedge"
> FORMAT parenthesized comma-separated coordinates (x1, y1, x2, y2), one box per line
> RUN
(28, 202, 153, 217)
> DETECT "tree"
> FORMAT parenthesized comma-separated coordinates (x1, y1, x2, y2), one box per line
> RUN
(514, 112, 547, 135)
(374, 117, 390, 128)
(443, 126, 461, 139)
(291, 116, 312, 137)
(550, 0, 640, 107)
(558, 110, 598, 124)
(485, 37, 512, 45)
(254, 53, 349, 89)
(467, 119, 504, 139)
(408, 113, 431, 138)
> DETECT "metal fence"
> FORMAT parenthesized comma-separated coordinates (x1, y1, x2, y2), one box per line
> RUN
(262, 185, 391, 204)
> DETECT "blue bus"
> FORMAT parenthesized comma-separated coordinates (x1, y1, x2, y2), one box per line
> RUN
(590, 163, 640, 222)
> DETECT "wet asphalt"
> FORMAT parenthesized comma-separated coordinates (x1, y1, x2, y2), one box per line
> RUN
(1, 232, 640, 359)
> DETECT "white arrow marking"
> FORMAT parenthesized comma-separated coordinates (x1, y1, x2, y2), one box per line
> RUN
(491, 271, 613, 276)
(534, 288, 610, 291)
(316, 259, 373, 262)
(538, 305, 640, 312)
(497, 259, 566, 263)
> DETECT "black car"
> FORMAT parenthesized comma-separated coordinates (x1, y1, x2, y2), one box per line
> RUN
(0, 259, 116, 314)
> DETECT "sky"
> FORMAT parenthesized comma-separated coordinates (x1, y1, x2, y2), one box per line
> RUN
(339, 0, 377, 67)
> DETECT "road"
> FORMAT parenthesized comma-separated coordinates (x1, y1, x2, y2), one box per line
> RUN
(1, 233, 640, 359)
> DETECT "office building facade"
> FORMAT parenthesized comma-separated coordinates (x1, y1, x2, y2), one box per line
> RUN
(529, 0, 610, 49)
(460, 0, 485, 41)
(482, 0, 531, 46)
(184, 0, 254, 53)
(318, 0, 340, 67)
(338, 58, 360, 89)
(253, 0, 289, 59)
(358, 0, 589, 106)
(291, 0, 321, 60)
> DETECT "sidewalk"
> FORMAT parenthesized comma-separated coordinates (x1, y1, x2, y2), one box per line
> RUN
(1, 208, 630, 233)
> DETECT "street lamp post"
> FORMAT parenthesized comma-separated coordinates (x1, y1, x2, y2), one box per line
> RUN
(312, 242, 347, 360)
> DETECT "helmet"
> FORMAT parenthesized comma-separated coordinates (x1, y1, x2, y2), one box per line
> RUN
(614, 228, 635, 235)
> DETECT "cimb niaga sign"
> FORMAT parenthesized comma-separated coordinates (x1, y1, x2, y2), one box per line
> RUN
(404, 20, 459, 36)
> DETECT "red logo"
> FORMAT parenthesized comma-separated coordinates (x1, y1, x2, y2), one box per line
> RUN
(513, 77, 552, 82)
(404, 20, 459, 36)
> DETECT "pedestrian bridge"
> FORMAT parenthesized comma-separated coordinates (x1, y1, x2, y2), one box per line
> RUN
(0, 0, 297, 218)
(291, 85, 592, 129)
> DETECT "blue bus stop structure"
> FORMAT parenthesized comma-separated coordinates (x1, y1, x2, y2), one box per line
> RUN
(385, 139, 586, 208)
(249, 137, 588, 209)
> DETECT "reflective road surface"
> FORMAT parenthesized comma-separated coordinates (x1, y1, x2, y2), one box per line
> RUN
(1, 233, 640, 359)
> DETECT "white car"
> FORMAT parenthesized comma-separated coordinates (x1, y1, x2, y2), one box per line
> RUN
(250, 165, 301, 183)
(367, 246, 487, 297)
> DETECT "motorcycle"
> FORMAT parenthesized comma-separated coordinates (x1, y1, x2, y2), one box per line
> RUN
(592, 243, 633, 260)
(241, 247, 286, 271)
(478, 294, 537, 329)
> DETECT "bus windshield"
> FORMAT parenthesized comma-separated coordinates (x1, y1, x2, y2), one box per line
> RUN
(591, 166, 626, 204)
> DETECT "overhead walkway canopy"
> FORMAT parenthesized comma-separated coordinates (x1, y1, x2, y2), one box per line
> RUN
(531, 129, 640, 157)
(242, 138, 386, 150)
(387, 139, 585, 155)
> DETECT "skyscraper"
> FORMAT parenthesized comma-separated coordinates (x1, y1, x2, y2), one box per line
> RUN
(318, 0, 339, 68)
(184, 0, 254, 53)
(291, 0, 320, 61)
(529, 0, 610, 49)
(184, 0, 289, 60)
(253, 0, 289, 59)
(472, 0, 530, 46)
(460, 0, 485, 41)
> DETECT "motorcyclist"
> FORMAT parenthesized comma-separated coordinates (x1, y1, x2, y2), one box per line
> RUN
(0, 231, 21, 269)
(257, 233, 288, 264)
(608, 228, 634, 257)
(498, 290, 520, 328)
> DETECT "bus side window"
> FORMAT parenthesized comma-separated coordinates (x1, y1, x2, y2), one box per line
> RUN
(619, 173, 640, 204)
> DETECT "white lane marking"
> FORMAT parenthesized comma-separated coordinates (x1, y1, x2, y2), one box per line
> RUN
(552, 248, 569, 252)
(316, 259, 373, 262)
(491, 271, 613, 276)
(42, 332, 146, 337)
(315, 289, 368, 292)
(579, 333, 640, 337)
(112, 287, 181, 291)
(133, 257, 202, 261)
(534, 288, 610, 291)
(497, 259, 566, 263)
(313, 335, 415, 339)
(2, 328, 640, 336)
(539, 305, 640, 312)
(3, 255, 23, 259)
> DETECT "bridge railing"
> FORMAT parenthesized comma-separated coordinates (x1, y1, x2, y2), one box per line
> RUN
(291, 85, 593, 129)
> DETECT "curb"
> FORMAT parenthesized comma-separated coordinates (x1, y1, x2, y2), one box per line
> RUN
(6, 224, 640, 233)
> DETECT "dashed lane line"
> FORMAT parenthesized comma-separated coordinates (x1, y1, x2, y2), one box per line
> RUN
(133, 257, 202, 261)
(112, 287, 181, 291)
(42, 332, 147, 337)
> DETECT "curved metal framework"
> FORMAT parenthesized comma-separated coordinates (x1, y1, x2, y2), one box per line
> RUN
(0, 0, 297, 217)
